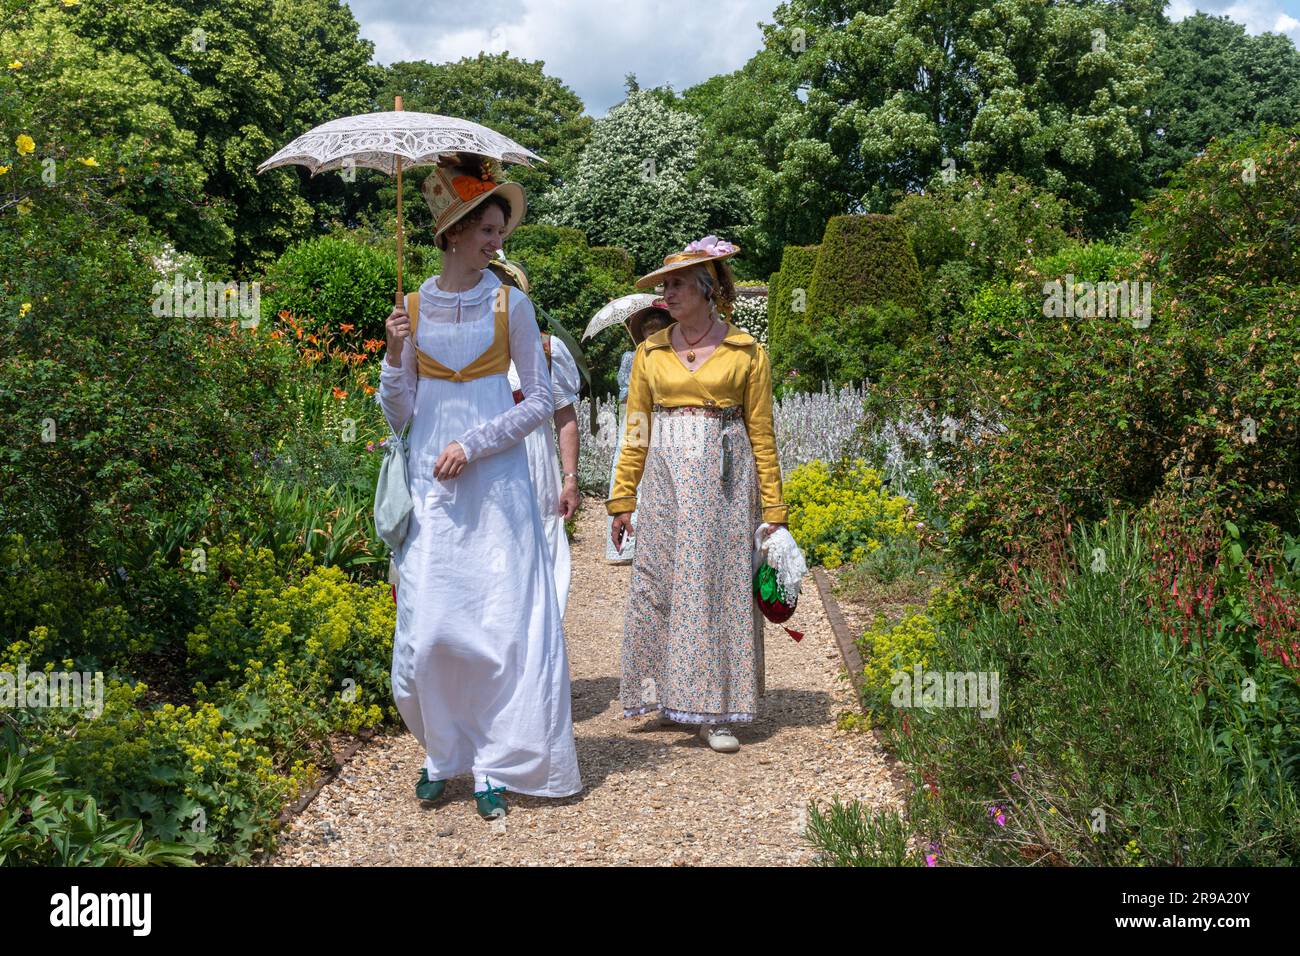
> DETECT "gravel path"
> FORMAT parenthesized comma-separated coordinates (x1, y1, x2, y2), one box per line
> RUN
(265, 497, 901, 866)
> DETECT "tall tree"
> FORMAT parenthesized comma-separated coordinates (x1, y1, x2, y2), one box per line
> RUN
(544, 88, 738, 273)
(375, 53, 591, 231)
(47, 0, 381, 272)
(1143, 13, 1300, 188)
(732, 0, 1163, 253)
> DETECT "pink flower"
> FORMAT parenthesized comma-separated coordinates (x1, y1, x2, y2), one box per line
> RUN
(988, 805, 1006, 827)
(684, 235, 736, 257)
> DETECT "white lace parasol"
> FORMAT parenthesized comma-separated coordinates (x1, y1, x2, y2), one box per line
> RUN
(256, 101, 546, 297)
(583, 293, 662, 340)
(256, 111, 545, 177)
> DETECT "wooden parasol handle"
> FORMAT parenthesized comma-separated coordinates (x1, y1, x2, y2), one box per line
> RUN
(394, 95, 405, 303)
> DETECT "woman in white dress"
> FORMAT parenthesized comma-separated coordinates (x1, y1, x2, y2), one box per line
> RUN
(378, 154, 582, 818)
(493, 258, 582, 617)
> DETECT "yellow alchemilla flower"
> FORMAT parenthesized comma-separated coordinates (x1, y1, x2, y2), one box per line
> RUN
(15, 134, 35, 155)
(7, 60, 21, 70)
(77, 156, 99, 167)
(62, 0, 79, 6)
(16, 198, 33, 215)
(19, 303, 31, 316)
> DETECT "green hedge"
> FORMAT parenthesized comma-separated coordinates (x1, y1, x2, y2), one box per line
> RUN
(589, 245, 635, 283)
(769, 244, 819, 382)
(506, 224, 590, 259)
(261, 237, 403, 340)
(807, 214, 922, 320)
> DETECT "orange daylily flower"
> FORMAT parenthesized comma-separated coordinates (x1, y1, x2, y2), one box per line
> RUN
(332, 387, 347, 400)
(339, 323, 355, 333)
(362, 384, 377, 396)
(364, 338, 383, 352)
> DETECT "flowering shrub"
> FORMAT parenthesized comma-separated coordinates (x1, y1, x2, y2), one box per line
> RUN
(860, 606, 938, 715)
(729, 291, 768, 345)
(785, 459, 918, 568)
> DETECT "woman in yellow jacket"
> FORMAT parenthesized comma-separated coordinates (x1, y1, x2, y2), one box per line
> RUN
(607, 236, 787, 753)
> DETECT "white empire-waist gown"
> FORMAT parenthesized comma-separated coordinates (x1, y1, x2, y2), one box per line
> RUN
(376, 269, 582, 797)
(507, 335, 580, 617)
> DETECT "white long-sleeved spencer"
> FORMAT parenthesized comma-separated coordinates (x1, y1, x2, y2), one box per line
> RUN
(376, 267, 582, 798)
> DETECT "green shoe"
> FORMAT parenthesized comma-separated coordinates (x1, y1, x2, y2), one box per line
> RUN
(473, 779, 508, 819)
(415, 768, 447, 802)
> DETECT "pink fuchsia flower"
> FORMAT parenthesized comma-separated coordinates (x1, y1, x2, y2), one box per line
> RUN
(684, 235, 736, 257)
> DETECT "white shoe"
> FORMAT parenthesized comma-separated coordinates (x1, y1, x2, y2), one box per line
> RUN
(700, 724, 740, 752)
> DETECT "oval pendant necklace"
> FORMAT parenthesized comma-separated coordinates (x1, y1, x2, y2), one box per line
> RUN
(680, 320, 715, 364)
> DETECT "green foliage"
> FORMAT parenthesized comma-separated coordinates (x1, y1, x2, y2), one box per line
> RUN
(859, 605, 939, 716)
(376, 52, 592, 220)
(261, 236, 402, 340)
(768, 244, 818, 382)
(807, 801, 924, 867)
(506, 230, 635, 398)
(184, 542, 396, 732)
(780, 215, 923, 389)
(785, 459, 918, 569)
(760, 0, 1161, 237)
(588, 245, 635, 283)
(0, 188, 294, 576)
(867, 515, 1300, 866)
(876, 128, 1300, 587)
(893, 172, 1074, 327)
(545, 89, 740, 273)
(0, 748, 197, 867)
(808, 214, 922, 320)
(1143, 13, 1300, 190)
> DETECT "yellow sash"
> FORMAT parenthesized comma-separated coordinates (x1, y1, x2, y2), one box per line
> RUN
(404, 286, 512, 382)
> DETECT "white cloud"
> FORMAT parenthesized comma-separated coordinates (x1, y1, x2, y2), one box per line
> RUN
(1169, 1, 1300, 45)
(350, 0, 775, 116)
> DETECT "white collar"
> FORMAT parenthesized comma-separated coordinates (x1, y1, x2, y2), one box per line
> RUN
(421, 268, 500, 304)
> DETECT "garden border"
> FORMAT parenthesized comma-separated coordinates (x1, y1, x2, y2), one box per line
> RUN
(276, 727, 376, 827)
(811, 567, 866, 704)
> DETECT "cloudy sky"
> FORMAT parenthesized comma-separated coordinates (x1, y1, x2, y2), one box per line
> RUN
(349, 0, 1300, 117)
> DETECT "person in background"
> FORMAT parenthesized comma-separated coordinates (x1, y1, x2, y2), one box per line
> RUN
(491, 255, 582, 617)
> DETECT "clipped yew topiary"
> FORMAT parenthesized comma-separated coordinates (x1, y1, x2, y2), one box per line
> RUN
(770, 244, 820, 384)
(807, 214, 922, 319)
(589, 245, 635, 283)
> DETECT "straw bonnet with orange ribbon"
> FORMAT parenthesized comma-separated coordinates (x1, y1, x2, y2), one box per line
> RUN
(635, 235, 740, 296)
(421, 153, 526, 246)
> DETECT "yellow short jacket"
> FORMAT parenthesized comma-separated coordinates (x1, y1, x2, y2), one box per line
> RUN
(604, 323, 787, 524)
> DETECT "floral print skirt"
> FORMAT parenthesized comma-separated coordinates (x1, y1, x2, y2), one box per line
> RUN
(620, 406, 765, 724)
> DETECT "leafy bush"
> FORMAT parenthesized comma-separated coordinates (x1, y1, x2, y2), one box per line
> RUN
(0, 747, 196, 867)
(260, 236, 403, 341)
(827, 514, 1300, 866)
(785, 459, 919, 568)
(893, 171, 1074, 326)
(507, 232, 634, 398)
